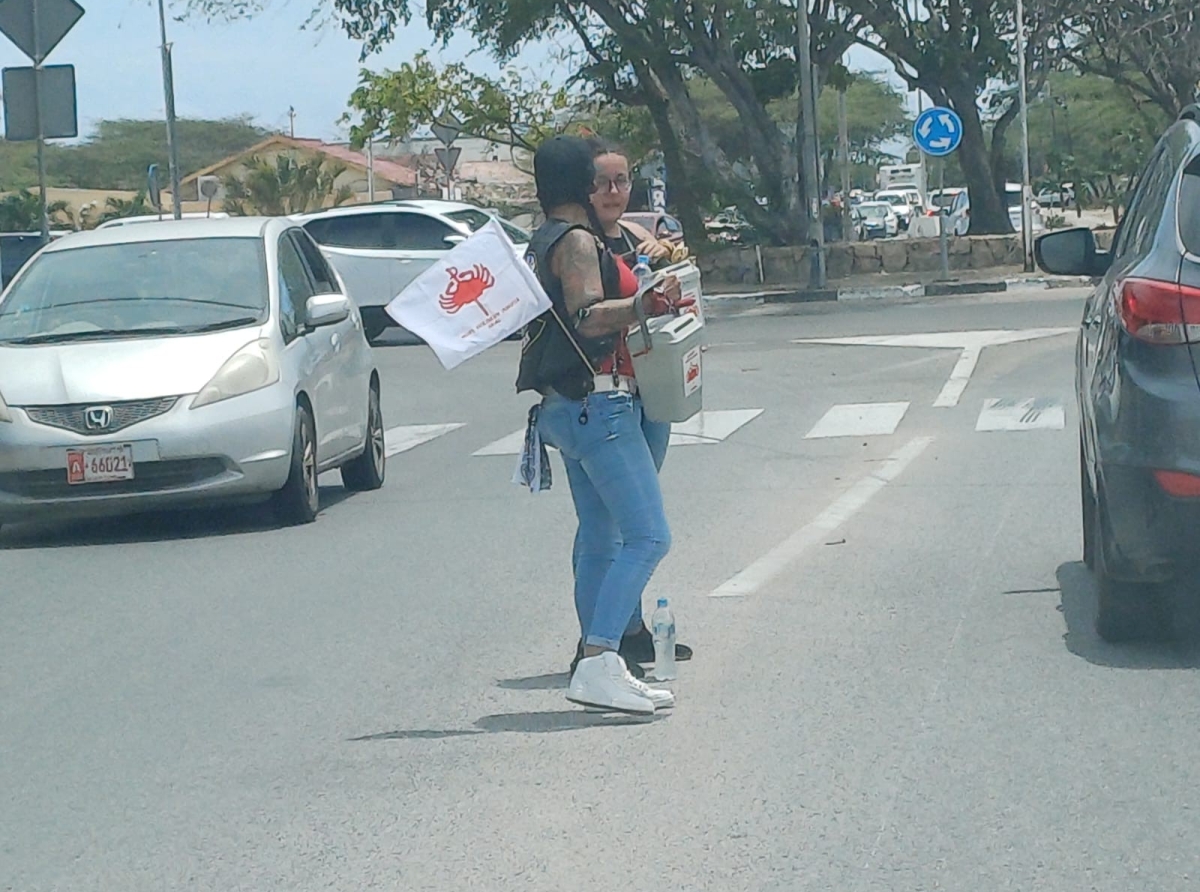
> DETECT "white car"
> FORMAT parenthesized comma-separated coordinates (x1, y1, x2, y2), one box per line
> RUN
(946, 185, 1045, 236)
(96, 212, 230, 229)
(873, 190, 917, 230)
(0, 217, 384, 531)
(297, 200, 531, 343)
(855, 201, 901, 239)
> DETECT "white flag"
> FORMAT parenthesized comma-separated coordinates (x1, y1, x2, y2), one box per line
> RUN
(384, 219, 551, 370)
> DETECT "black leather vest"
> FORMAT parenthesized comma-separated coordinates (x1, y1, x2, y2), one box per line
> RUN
(515, 218, 622, 400)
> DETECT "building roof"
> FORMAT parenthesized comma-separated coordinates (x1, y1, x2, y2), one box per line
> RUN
(179, 135, 418, 189)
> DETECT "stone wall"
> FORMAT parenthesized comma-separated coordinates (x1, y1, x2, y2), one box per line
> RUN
(698, 235, 1030, 286)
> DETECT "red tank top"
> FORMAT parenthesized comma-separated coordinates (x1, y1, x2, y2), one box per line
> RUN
(598, 254, 639, 378)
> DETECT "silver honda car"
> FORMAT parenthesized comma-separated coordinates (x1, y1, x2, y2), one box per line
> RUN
(0, 217, 386, 533)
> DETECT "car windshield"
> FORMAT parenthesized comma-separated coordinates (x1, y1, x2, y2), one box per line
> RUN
(0, 236, 268, 345)
(861, 205, 890, 219)
(445, 209, 531, 245)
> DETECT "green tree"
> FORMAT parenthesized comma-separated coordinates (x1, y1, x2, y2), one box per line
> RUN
(1050, 0, 1199, 121)
(842, 0, 1056, 233)
(0, 189, 72, 232)
(221, 155, 354, 216)
(97, 192, 156, 225)
(345, 52, 572, 166)
(186, 0, 866, 245)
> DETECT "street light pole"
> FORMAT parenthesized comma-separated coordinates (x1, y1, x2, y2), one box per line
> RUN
(156, 0, 183, 220)
(1015, 0, 1034, 271)
(797, 0, 826, 287)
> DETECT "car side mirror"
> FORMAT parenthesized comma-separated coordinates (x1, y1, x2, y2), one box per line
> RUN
(305, 293, 351, 328)
(1034, 227, 1111, 277)
(444, 234, 467, 247)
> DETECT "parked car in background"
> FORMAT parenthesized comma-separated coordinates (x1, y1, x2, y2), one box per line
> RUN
(873, 190, 917, 230)
(0, 217, 385, 533)
(1033, 103, 1200, 642)
(0, 232, 69, 288)
(855, 201, 901, 239)
(622, 211, 685, 246)
(946, 185, 1046, 236)
(297, 199, 531, 343)
(929, 187, 966, 215)
(1036, 184, 1075, 208)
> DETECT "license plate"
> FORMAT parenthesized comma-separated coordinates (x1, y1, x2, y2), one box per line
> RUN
(66, 444, 135, 484)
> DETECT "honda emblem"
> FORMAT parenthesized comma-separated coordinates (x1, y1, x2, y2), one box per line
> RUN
(84, 406, 113, 430)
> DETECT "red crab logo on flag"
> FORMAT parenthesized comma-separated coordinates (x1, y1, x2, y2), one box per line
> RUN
(439, 264, 496, 318)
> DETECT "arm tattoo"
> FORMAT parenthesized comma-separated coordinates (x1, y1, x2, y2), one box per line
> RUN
(551, 229, 639, 338)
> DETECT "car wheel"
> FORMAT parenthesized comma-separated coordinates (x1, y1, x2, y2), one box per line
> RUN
(1092, 474, 1163, 643)
(273, 405, 319, 525)
(341, 383, 386, 492)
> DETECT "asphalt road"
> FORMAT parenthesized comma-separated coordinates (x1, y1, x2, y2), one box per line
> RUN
(7, 286, 1200, 890)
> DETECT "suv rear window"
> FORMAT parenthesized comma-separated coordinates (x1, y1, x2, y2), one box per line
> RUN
(304, 214, 390, 249)
(1180, 155, 1200, 256)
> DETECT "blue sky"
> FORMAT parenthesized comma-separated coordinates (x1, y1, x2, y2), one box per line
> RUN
(0, 0, 907, 144)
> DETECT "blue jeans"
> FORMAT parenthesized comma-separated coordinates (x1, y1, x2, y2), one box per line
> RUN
(537, 391, 672, 650)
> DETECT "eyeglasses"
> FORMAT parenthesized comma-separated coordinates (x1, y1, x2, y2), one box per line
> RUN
(594, 175, 632, 193)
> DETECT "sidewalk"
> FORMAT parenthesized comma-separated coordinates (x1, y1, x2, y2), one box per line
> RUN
(704, 265, 1092, 307)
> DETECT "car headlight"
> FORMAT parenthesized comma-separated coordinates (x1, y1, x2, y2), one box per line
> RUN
(190, 338, 280, 409)
(0, 390, 11, 423)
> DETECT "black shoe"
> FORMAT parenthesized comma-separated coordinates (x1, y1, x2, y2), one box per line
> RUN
(570, 639, 645, 679)
(620, 623, 693, 664)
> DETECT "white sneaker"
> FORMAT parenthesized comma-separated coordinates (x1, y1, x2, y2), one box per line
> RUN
(567, 652, 655, 715)
(627, 672, 675, 709)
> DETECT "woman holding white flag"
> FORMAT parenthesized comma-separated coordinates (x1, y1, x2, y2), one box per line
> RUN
(515, 135, 694, 715)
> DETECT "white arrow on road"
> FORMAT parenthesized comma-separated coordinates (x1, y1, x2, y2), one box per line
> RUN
(794, 328, 1074, 407)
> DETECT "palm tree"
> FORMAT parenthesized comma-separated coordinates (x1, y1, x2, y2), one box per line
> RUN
(0, 189, 73, 232)
(97, 191, 155, 225)
(222, 154, 354, 216)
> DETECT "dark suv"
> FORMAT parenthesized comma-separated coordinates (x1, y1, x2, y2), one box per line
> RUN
(1036, 104, 1200, 642)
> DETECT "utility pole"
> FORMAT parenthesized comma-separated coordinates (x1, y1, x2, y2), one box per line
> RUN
(288, 106, 296, 139)
(31, 0, 48, 242)
(1016, 0, 1034, 271)
(366, 135, 376, 202)
(156, 0, 182, 220)
(797, 0, 826, 287)
(837, 80, 853, 242)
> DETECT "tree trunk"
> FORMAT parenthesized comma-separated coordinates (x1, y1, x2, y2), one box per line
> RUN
(947, 85, 1012, 234)
(642, 85, 707, 247)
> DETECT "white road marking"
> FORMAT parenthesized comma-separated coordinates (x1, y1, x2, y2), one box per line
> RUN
(794, 328, 1074, 408)
(669, 409, 764, 446)
(474, 409, 765, 455)
(804, 402, 910, 439)
(975, 398, 1066, 432)
(709, 436, 934, 598)
(384, 423, 466, 457)
(473, 429, 529, 457)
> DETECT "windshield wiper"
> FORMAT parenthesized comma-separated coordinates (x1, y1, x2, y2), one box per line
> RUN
(0, 318, 261, 345)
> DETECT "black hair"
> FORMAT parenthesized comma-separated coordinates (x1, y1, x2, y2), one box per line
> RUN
(534, 136, 597, 215)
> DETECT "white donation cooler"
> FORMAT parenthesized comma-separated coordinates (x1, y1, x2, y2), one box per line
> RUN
(630, 309, 705, 424)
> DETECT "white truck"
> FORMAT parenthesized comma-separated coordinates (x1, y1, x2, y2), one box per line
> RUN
(878, 164, 927, 204)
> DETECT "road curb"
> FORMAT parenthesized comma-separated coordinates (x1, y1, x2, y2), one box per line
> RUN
(704, 274, 1090, 312)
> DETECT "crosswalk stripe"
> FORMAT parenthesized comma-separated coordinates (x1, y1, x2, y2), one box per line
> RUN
(669, 409, 764, 446)
(473, 409, 766, 456)
(384, 423, 466, 456)
(975, 398, 1065, 432)
(804, 402, 910, 439)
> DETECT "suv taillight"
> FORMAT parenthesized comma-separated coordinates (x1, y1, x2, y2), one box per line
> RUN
(1117, 278, 1200, 344)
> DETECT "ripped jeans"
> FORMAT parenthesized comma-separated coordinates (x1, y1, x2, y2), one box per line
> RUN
(537, 391, 672, 650)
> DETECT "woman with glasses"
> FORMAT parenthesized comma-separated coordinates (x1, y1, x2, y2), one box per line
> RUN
(516, 136, 694, 714)
(566, 135, 694, 678)
(586, 136, 677, 268)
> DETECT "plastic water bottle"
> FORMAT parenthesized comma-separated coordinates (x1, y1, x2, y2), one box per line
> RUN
(632, 254, 654, 291)
(650, 597, 678, 681)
